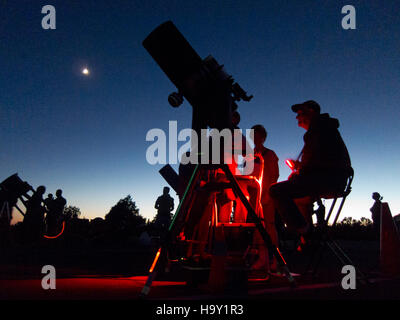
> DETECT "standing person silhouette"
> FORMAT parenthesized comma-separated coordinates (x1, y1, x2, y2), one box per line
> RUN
(44, 193, 61, 234)
(54, 189, 67, 220)
(154, 187, 174, 230)
(250, 124, 280, 272)
(44, 193, 54, 209)
(23, 185, 46, 241)
(370, 192, 382, 236)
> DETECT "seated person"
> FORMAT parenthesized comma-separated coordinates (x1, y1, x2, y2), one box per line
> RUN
(269, 101, 352, 237)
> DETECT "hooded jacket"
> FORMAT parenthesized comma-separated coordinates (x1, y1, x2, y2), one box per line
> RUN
(299, 113, 351, 175)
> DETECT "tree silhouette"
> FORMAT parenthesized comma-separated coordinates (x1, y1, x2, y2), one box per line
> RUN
(360, 217, 372, 227)
(63, 206, 81, 221)
(105, 195, 145, 233)
(332, 216, 375, 240)
(340, 217, 358, 225)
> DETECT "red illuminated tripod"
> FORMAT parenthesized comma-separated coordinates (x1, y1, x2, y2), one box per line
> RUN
(140, 162, 297, 297)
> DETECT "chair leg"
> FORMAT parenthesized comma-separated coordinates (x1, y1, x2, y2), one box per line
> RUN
(303, 171, 369, 283)
(327, 239, 369, 283)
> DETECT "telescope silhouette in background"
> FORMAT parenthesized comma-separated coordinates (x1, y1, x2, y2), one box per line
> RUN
(0, 174, 34, 223)
(0, 174, 66, 240)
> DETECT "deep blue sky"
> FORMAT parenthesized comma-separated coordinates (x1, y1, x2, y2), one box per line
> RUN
(1, 1, 399, 223)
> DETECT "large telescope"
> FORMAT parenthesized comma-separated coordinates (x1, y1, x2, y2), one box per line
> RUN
(142, 21, 253, 136)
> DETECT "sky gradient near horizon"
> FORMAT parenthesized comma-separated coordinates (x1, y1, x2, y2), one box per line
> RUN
(1, 1, 399, 224)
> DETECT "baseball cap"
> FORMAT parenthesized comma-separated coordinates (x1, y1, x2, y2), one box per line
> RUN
(291, 100, 321, 113)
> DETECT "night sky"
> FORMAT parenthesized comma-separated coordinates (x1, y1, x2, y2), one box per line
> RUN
(1, 1, 399, 224)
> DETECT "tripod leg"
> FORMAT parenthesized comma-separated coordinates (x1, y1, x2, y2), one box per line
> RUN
(304, 228, 327, 276)
(140, 164, 202, 298)
(168, 164, 201, 232)
(140, 247, 166, 297)
(0, 202, 7, 220)
(222, 165, 296, 287)
(310, 241, 327, 277)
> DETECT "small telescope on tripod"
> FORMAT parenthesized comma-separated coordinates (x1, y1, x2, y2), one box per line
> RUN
(0, 173, 34, 222)
(0, 174, 65, 239)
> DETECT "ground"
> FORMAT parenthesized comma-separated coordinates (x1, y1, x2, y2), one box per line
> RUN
(1, 239, 399, 301)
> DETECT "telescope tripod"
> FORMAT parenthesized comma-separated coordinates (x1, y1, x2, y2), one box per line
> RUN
(140, 163, 296, 297)
(0, 201, 11, 223)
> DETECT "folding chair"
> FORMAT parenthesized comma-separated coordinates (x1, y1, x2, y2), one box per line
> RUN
(304, 167, 367, 281)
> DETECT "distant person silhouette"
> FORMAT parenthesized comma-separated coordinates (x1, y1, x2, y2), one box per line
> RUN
(270, 100, 352, 238)
(370, 192, 382, 235)
(24, 185, 46, 241)
(154, 187, 174, 229)
(44, 193, 57, 234)
(44, 193, 54, 209)
(54, 189, 67, 216)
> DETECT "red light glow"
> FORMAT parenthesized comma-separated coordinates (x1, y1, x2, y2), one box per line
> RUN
(149, 248, 162, 273)
(276, 247, 287, 265)
(285, 159, 295, 171)
(43, 221, 65, 239)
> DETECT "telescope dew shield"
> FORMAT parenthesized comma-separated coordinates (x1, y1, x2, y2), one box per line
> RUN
(143, 21, 203, 93)
(143, 21, 234, 126)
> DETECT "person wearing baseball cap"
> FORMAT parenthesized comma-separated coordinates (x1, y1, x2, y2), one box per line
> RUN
(269, 100, 352, 239)
(291, 100, 321, 131)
